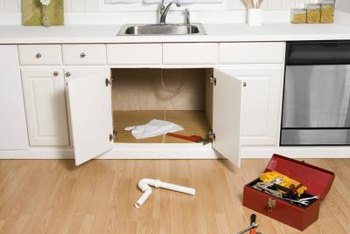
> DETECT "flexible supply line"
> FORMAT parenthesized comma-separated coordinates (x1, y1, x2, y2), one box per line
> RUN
(135, 178, 196, 208)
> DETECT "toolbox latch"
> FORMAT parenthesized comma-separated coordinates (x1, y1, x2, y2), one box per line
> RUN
(267, 198, 276, 212)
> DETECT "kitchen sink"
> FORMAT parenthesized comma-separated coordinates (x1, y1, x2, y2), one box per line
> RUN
(117, 23, 206, 36)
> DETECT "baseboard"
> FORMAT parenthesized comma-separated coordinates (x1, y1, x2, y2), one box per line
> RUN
(0, 144, 221, 159)
(1, 144, 349, 159)
(242, 146, 350, 158)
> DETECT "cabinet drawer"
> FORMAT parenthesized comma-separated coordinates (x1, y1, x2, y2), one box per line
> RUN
(107, 44, 162, 65)
(62, 44, 106, 65)
(18, 45, 62, 65)
(163, 43, 218, 65)
(219, 42, 285, 64)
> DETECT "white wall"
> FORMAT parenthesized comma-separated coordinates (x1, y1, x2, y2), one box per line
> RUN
(0, 0, 308, 13)
(336, 0, 350, 14)
(0, 0, 320, 25)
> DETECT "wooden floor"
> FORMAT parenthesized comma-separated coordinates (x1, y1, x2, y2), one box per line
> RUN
(0, 158, 349, 234)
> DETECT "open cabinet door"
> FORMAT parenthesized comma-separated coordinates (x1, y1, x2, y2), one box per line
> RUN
(66, 69, 113, 166)
(212, 69, 243, 168)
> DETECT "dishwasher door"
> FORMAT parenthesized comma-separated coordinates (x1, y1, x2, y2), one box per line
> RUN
(281, 65, 350, 145)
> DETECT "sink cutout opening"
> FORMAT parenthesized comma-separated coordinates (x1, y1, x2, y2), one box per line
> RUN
(111, 68, 213, 143)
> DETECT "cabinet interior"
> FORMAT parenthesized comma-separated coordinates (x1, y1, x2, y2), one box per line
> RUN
(111, 68, 213, 143)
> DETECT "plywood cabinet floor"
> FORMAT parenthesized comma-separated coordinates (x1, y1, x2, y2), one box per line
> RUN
(113, 110, 211, 143)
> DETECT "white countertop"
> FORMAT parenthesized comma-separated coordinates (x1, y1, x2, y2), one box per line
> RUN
(1, 23, 350, 44)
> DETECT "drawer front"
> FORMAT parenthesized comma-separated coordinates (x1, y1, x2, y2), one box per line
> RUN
(219, 42, 285, 64)
(62, 44, 106, 65)
(18, 45, 62, 65)
(107, 44, 162, 65)
(163, 43, 218, 65)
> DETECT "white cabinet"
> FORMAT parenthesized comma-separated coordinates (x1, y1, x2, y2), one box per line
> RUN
(220, 65, 284, 146)
(65, 67, 243, 167)
(21, 68, 70, 146)
(219, 42, 285, 146)
(11, 41, 286, 163)
(0, 45, 29, 150)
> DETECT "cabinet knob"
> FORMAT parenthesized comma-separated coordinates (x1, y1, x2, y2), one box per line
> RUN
(80, 52, 86, 58)
(65, 72, 71, 77)
(35, 53, 42, 59)
(243, 81, 247, 87)
(53, 71, 59, 77)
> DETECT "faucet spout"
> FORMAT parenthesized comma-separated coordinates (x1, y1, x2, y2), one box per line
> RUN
(159, 1, 181, 24)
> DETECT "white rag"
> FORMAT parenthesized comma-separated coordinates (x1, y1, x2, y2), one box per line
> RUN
(125, 119, 184, 139)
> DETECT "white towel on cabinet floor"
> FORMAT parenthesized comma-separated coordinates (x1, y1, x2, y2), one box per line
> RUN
(125, 119, 184, 139)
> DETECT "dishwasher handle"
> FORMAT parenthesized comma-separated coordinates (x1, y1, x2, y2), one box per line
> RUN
(286, 41, 350, 65)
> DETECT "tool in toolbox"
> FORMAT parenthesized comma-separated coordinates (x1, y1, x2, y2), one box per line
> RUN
(253, 171, 319, 207)
(260, 171, 307, 196)
(282, 195, 319, 206)
(252, 178, 284, 198)
(166, 132, 209, 144)
(236, 214, 262, 234)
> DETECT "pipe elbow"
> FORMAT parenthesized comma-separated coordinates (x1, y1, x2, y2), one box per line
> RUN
(138, 178, 150, 191)
(135, 178, 195, 208)
(138, 178, 161, 191)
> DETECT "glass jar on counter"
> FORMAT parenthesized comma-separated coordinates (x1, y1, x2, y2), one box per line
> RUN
(291, 8, 307, 24)
(321, 0, 335, 23)
(306, 3, 321, 23)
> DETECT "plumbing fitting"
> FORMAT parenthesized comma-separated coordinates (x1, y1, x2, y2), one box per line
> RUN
(135, 178, 196, 208)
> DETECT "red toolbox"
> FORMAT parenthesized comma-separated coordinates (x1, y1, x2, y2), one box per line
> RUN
(242, 154, 335, 231)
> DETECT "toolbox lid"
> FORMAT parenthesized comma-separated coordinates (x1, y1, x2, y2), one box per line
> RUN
(265, 154, 335, 200)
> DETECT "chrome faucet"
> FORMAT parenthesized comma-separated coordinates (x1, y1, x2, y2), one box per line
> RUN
(159, 0, 181, 24)
(184, 8, 190, 26)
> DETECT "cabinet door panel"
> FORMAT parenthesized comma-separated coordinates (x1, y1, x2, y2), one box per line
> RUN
(66, 69, 113, 166)
(21, 68, 70, 146)
(212, 69, 242, 168)
(107, 44, 162, 65)
(221, 65, 284, 146)
(0, 45, 29, 149)
(163, 43, 218, 65)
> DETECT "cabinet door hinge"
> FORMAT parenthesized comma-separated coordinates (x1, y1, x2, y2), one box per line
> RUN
(206, 130, 216, 142)
(109, 129, 117, 142)
(209, 76, 216, 86)
(105, 78, 113, 87)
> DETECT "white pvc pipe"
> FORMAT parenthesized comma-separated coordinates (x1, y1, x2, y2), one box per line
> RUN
(135, 178, 196, 208)
(135, 187, 152, 208)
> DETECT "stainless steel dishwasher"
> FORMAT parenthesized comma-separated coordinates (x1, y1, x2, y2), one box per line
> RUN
(281, 41, 350, 146)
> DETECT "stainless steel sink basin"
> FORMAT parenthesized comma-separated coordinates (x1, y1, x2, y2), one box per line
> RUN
(117, 23, 206, 36)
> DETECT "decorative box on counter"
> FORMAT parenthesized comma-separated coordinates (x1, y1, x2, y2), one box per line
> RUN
(242, 154, 335, 231)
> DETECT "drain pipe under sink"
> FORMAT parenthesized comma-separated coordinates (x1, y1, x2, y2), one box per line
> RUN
(135, 178, 196, 208)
